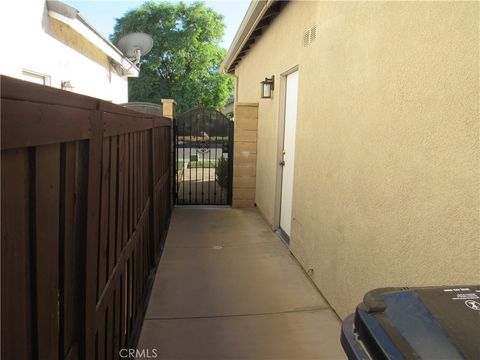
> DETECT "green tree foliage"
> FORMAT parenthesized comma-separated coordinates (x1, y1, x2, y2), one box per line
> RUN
(111, 1, 234, 113)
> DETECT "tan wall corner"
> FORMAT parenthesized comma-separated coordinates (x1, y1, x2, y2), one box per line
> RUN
(232, 103, 258, 208)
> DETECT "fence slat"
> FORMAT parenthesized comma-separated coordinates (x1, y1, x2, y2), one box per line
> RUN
(1, 99, 91, 150)
(63, 142, 80, 358)
(1, 149, 32, 360)
(97, 309, 106, 360)
(106, 296, 114, 360)
(98, 138, 110, 299)
(114, 276, 121, 359)
(84, 110, 103, 359)
(149, 128, 157, 264)
(123, 135, 129, 248)
(129, 133, 134, 239)
(120, 271, 127, 350)
(36, 144, 61, 360)
(133, 133, 138, 225)
(108, 136, 118, 276)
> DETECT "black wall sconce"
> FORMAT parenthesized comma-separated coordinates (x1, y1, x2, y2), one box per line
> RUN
(260, 75, 274, 99)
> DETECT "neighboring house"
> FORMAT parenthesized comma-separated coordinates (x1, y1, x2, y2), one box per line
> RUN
(222, 96, 235, 119)
(0, 0, 138, 103)
(222, 1, 479, 318)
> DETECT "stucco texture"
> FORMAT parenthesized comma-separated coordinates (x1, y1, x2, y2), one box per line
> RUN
(235, 1, 480, 318)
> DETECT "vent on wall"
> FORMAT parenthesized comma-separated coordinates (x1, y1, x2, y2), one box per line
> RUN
(310, 25, 316, 43)
(303, 25, 317, 47)
(303, 30, 310, 47)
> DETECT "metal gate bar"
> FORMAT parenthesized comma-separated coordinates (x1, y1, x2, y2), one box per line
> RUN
(174, 108, 233, 206)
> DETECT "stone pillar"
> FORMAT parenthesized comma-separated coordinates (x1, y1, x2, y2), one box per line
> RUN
(232, 103, 258, 208)
(161, 99, 176, 119)
(162, 99, 176, 209)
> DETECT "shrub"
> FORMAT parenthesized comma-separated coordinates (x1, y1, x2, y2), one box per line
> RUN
(215, 157, 228, 188)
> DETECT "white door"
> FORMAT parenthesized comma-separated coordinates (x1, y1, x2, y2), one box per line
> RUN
(280, 70, 299, 237)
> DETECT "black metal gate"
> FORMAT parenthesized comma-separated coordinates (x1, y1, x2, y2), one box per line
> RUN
(174, 108, 234, 205)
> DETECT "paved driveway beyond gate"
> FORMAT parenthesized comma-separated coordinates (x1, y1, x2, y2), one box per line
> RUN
(137, 208, 345, 359)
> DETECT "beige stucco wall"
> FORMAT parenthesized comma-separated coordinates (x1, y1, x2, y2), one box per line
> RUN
(235, 1, 480, 318)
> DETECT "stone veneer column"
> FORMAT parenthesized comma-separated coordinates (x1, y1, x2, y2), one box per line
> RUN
(161, 99, 176, 119)
(232, 103, 258, 207)
(161, 99, 176, 209)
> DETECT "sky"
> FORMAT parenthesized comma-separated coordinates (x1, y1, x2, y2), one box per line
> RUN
(64, 0, 251, 50)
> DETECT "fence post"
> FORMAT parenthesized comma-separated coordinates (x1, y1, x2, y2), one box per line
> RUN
(161, 99, 176, 209)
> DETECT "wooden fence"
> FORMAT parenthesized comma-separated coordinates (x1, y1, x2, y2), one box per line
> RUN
(1, 76, 173, 359)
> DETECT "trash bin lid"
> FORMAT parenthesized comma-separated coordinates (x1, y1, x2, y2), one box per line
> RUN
(356, 286, 480, 359)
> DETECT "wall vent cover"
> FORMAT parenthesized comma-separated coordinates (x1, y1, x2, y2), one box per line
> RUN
(303, 25, 317, 47)
(303, 30, 310, 47)
(310, 25, 317, 43)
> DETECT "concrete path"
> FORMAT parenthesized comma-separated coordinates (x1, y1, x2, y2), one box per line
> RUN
(177, 168, 227, 205)
(137, 208, 345, 359)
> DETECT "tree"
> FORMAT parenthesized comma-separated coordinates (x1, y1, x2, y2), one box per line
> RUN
(111, 1, 234, 113)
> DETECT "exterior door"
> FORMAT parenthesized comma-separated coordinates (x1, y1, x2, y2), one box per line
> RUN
(280, 70, 299, 237)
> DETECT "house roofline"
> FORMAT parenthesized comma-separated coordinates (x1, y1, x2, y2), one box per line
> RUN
(46, 1, 139, 76)
(220, 0, 286, 75)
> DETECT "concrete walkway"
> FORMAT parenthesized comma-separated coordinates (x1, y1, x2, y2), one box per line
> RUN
(137, 208, 345, 359)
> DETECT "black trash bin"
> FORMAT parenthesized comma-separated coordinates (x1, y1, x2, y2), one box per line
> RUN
(341, 285, 480, 360)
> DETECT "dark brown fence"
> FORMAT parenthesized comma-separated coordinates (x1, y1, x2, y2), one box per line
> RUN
(1, 76, 172, 360)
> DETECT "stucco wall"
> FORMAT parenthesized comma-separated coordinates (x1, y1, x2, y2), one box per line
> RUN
(0, 0, 128, 103)
(235, 1, 480, 318)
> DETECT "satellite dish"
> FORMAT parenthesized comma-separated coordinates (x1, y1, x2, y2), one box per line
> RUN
(117, 32, 153, 66)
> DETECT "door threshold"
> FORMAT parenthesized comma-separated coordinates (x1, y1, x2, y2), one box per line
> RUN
(275, 228, 290, 246)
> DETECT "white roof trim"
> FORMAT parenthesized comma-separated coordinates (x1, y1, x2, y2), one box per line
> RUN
(47, 2, 139, 77)
(221, 0, 274, 74)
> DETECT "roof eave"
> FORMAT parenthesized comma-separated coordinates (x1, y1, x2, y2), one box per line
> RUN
(221, 0, 271, 75)
(46, 0, 139, 76)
